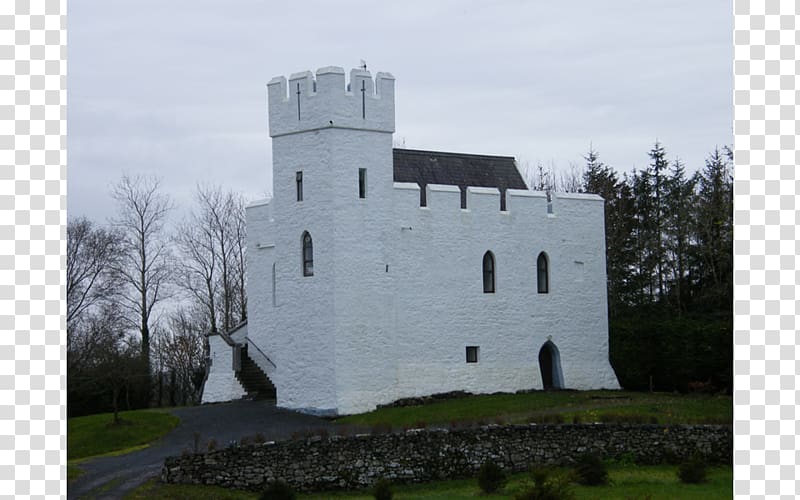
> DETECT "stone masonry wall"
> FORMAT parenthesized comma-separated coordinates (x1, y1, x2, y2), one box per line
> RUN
(161, 424, 732, 492)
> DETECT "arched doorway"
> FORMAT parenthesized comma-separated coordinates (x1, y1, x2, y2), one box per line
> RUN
(538, 341, 565, 390)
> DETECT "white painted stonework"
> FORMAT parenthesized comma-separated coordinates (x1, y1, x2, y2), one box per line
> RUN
(202, 331, 246, 403)
(203, 66, 620, 414)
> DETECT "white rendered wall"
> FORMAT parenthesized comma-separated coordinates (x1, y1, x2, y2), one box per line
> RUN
(201, 334, 246, 403)
(329, 128, 397, 415)
(382, 184, 619, 410)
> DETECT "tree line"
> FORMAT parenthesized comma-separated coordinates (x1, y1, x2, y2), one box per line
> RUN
(68, 142, 732, 417)
(67, 175, 249, 418)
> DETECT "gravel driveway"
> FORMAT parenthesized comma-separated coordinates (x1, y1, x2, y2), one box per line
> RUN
(68, 399, 337, 499)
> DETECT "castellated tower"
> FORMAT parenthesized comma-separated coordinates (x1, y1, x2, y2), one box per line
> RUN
(259, 67, 397, 415)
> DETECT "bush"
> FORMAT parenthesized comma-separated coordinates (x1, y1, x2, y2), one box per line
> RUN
(573, 453, 609, 486)
(372, 478, 393, 500)
(677, 455, 708, 484)
(477, 460, 507, 493)
(259, 480, 296, 500)
(514, 468, 575, 500)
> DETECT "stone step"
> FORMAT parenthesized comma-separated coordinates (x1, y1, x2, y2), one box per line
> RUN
(235, 346, 277, 398)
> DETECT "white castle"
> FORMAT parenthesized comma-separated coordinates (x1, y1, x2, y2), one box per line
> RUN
(202, 66, 620, 415)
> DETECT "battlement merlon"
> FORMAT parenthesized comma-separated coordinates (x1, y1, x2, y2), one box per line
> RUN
(267, 66, 395, 138)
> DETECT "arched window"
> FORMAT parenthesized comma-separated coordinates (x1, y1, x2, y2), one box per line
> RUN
(302, 232, 313, 276)
(483, 251, 495, 293)
(537, 252, 549, 293)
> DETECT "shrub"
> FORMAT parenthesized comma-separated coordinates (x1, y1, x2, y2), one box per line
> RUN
(206, 438, 217, 451)
(612, 451, 637, 466)
(573, 453, 609, 486)
(372, 478, 393, 500)
(477, 460, 507, 493)
(514, 468, 575, 500)
(260, 480, 296, 500)
(677, 455, 708, 484)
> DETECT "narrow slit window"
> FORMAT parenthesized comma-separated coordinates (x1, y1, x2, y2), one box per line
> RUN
(296, 171, 303, 202)
(500, 189, 507, 211)
(420, 184, 427, 207)
(302, 232, 313, 276)
(271, 263, 276, 306)
(537, 252, 549, 294)
(466, 346, 479, 363)
(483, 251, 495, 293)
(358, 168, 367, 199)
(460, 187, 467, 209)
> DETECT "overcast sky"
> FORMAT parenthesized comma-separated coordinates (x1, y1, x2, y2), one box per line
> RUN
(68, 0, 732, 221)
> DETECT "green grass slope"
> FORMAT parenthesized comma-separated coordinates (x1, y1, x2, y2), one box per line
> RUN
(68, 409, 179, 461)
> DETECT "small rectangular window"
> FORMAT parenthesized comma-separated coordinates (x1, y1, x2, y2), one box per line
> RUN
(466, 346, 479, 363)
(358, 168, 367, 199)
(420, 184, 427, 207)
(460, 187, 467, 209)
(296, 171, 303, 202)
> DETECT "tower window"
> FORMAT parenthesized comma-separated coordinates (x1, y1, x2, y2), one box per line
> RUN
(296, 171, 303, 202)
(460, 187, 467, 209)
(483, 251, 495, 293)
(358, 168, 367, 199)
(537, 252, 549, 294)
(420, 184, 427, 207)
(466, 346, 479, 363)
(302, 232, 313, 276)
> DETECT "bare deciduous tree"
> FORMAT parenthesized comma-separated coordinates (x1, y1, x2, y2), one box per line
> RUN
(111, 174, 174, 375)
(190, 186, 247, 333)
(66, 217, 121, 329)
(231, 193, 247, 324)
(174, 217, 218, 335)
(153, 307, 207, 406)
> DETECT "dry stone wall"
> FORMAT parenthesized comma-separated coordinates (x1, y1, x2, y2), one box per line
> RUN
(161, 424, 731, 492)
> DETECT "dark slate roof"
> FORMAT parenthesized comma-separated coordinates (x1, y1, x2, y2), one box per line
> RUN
(393, 148, 528, 191)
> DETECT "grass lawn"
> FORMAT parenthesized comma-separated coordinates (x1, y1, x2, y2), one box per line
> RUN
(335, 390, 732, 428)
(68, 409, 180, 461)
(127, 464, 733, 499)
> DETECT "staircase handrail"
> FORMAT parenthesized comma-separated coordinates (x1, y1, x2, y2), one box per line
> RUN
(246, 337, 277, 373)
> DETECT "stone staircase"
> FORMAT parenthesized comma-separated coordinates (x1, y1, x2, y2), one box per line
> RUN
(235, 344, 276, 400)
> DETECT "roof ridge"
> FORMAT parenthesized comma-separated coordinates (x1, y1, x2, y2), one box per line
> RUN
(393, 148, 516, 160)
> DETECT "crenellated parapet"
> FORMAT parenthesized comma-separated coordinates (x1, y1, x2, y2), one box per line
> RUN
(267, 66, 395, 137)
(393, 182, 604, 218)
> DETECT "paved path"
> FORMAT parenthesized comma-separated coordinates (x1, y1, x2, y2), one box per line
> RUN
(68, 399, 337, 499)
